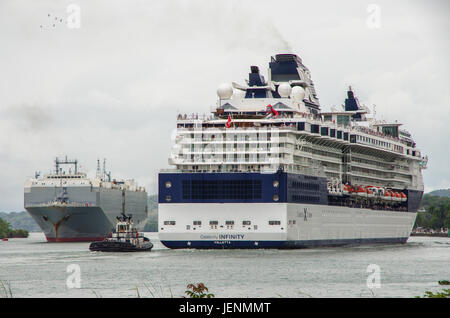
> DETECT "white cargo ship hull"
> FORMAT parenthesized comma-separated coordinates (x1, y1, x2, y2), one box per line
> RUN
(158, 203, 417, 248)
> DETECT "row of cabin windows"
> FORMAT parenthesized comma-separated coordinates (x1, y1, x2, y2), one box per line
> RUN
(356, 135, 392, 149)
(190, 133, 276, 140)
(181, 180, 262, 200)
(299, 123, 348, 140)
(355, 135, 408, 155)
(323, 115, 351, 127)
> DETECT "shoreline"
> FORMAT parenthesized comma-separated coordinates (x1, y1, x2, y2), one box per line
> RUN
(411, 233, 449, 237)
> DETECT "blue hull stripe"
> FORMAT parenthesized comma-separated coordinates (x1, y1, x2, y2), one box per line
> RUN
(161, 237, 409, 249)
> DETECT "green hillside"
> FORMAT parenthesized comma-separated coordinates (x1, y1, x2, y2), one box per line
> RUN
(415, 194, 450, 230)
(0, 211, 40, 232)
(427, 188, 450, 197)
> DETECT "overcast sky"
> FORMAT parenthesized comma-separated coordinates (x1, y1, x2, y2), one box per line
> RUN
(0, 0, 449, 211)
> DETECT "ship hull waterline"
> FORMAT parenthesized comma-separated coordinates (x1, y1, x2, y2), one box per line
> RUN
(26, 205, 113, 242)
(158, 203, 418, 249)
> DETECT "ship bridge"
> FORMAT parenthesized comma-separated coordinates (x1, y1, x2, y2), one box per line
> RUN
(215, 54, 321, 116)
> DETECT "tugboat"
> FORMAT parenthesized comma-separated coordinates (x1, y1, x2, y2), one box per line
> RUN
(89, 214, 153, 252)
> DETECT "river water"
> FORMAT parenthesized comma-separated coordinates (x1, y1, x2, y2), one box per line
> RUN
(0, 233, 448, 298)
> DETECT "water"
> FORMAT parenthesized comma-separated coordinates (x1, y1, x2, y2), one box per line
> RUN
(0, 233, 448, 298)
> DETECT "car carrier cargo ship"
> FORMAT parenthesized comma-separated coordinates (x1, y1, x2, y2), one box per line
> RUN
(158, 53, 428, 249)
(24, 157, 148, 242)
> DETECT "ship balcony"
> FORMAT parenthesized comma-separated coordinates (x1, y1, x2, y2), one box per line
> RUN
(176, 136, 293, 145)
(177, 146, 293, 156)
(293, 149, 342, 165)
(311, 153, 342, 165)
(346, 171, 410, 184)
(176, 126, 297, 132)
(170, 156, 285, 166)
(350, 162, 412, 176)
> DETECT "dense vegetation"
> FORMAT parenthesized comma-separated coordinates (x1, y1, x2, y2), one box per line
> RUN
(415, 194, 450, 230)
(0, 218, 29, 239)
(0, 212, 41, 232)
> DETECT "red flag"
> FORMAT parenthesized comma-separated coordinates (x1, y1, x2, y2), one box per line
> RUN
(226, 114, 232, 128)
(266, 104, 279, 118)
(272, 107, 279, 117)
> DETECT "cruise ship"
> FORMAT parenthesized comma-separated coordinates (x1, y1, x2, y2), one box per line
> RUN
(158, 53, 428, 249)
(24, 157, 148, 242)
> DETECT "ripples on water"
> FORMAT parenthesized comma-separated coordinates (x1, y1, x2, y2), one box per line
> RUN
(0, 233, 448, 298)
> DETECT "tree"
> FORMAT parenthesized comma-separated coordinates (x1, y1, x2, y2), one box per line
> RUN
(0, 218, 11, 238)
(415, 195, 450, 230)
(0, 218, 29, 238)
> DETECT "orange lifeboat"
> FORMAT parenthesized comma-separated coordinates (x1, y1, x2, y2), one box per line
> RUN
(343, 184, 350, 195)
(384, 190, 392, 201)
(356, 186, 367, 197)
(400, 192, 407, 202)
(366, 186, 376, 198)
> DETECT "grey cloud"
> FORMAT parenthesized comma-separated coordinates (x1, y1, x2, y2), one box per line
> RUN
(1, 103, 53, 133)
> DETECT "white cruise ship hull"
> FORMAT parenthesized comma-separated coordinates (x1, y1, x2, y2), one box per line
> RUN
(158, 203, 417, 249)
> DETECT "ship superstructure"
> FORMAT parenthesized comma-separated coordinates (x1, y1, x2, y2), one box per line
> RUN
(24, 157, 148, 242)
(158, 53, 428, 248)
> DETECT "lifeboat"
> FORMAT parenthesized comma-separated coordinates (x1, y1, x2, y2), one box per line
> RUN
(383, 190, 392, 201)
(391, 192, 398, 202)
(394, 192, 402, 202)
(343, 186, 349, 195)
(366, 186, 377, 198)
(356, 186, 367, 198)
(400, 192, 407, 202)
(343, 184, 352, 195)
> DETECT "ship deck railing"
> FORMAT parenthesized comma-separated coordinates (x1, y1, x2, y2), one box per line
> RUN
(25, 201, 96, 208)
(175, 113, 414, 149)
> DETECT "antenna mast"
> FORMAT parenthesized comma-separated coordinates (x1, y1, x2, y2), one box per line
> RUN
(55, 156, 78, 175)
(96, 159, 101, 178)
